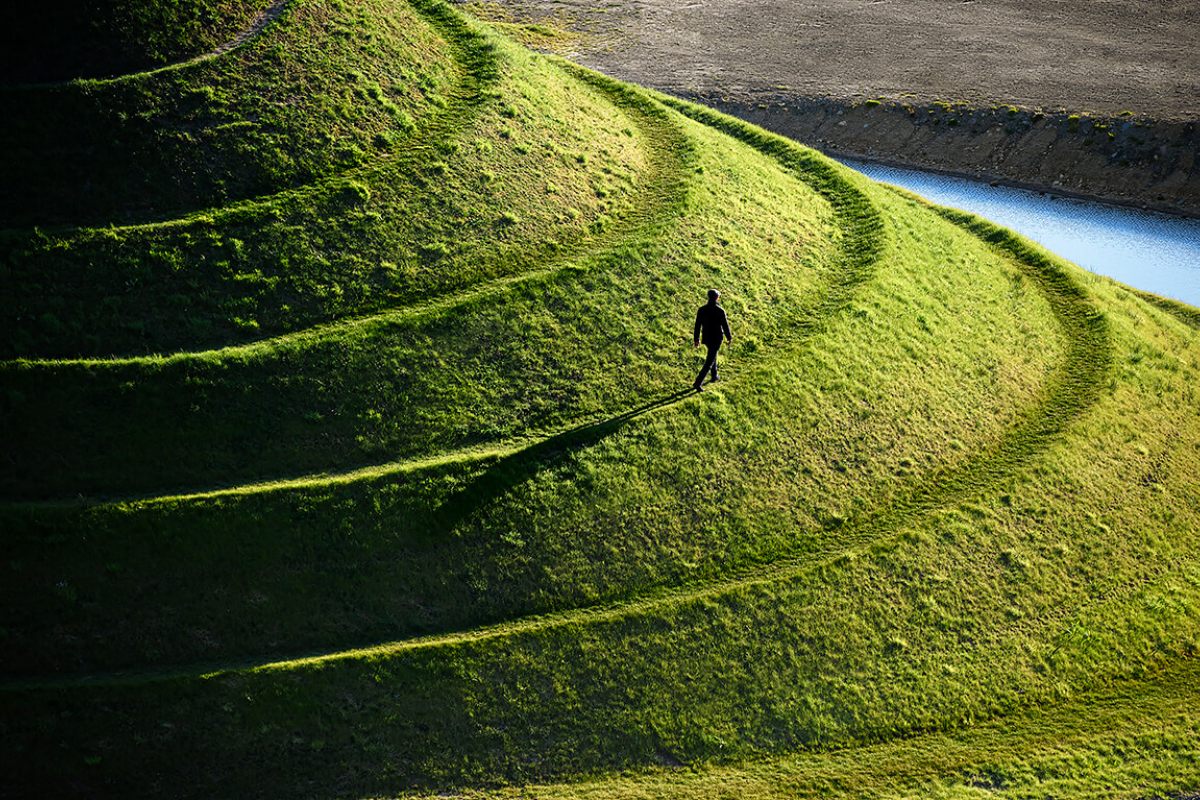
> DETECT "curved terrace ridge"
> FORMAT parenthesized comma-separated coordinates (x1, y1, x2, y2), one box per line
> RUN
(0, 64, 683, 370)
(0, 0, 495, 234)
(0, 104, 1117, 688)
(3, 0, 291, 91)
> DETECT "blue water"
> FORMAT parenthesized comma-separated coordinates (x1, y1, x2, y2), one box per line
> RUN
(841, 159, 1200, 307)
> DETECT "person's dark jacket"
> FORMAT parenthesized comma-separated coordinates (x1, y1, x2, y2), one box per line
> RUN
(694, 301, 732, 345)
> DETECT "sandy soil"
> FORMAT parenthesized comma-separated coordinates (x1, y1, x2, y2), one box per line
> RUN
(486, 0, 1198, 119)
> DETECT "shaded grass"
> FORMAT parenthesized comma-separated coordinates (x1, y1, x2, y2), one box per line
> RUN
(2, 0, 274, 83)
(1132, 287, 1200, 331)
(0, 0, 454, 229)
(5, 0, 643, 358)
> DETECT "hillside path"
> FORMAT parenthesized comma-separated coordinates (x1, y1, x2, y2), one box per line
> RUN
(209, 0, 291, 59)
(54, 0, 293, 86)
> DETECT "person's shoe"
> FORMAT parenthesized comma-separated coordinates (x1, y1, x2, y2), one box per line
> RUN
(709, 375, 720, 384)
(693, 383, 704, 392)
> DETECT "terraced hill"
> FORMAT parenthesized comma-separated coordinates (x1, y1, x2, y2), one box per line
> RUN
(1, 0, 1198, 797)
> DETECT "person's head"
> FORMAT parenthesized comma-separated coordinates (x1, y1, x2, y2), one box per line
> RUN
(707, 289, 720, 303)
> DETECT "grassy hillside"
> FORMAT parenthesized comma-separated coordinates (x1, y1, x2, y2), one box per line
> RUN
(1, 0, 1198, 797)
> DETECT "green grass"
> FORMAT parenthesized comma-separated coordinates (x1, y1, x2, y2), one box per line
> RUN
(436, 658, 1200, 798)
(1, 0, 1199, 797)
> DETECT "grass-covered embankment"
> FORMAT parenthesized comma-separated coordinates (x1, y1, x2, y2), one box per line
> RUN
(1, 0, 1198, 797)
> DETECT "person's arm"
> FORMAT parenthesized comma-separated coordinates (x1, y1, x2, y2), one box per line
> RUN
(722, 308, 732, 342)
(694, 308, 702, 347)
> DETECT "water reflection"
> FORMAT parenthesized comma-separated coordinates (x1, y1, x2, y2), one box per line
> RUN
(842, 159, 1200, 307)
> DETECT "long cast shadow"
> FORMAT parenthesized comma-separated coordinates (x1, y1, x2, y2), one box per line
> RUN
(435, 389, 693, 535)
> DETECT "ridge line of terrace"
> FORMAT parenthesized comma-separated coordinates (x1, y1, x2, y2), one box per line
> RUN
(0, 0, 494, 235)
(1, 0, 294, 92)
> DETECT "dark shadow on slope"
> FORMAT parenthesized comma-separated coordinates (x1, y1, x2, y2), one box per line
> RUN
(0, 390, 695, 686)
(435, 388, 693, 535)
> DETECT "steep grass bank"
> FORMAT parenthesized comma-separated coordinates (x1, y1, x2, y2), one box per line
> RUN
(2, 124, 1070, 676)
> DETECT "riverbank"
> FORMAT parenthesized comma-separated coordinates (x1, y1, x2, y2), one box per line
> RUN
(842, 158, 1200, 305)
(475, 0, 1200, 216)
(692, 93, 1199, 218)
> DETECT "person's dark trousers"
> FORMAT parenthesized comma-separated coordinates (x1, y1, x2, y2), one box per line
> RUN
(695, 340, 721, 387)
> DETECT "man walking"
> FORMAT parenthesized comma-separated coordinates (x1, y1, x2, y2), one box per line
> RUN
(693, 289, 732, 391)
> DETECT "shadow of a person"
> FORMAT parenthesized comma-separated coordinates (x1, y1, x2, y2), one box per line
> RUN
(434, 389, 693, 535)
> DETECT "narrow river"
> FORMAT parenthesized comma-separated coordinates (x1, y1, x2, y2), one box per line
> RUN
(842, 159, 1200, 308)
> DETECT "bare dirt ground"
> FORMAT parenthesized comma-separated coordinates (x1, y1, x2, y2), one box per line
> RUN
(487, 0, 1198, 118)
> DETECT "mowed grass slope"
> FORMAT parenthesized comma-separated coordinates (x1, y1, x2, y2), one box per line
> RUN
(1, 0, 1198, 797)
